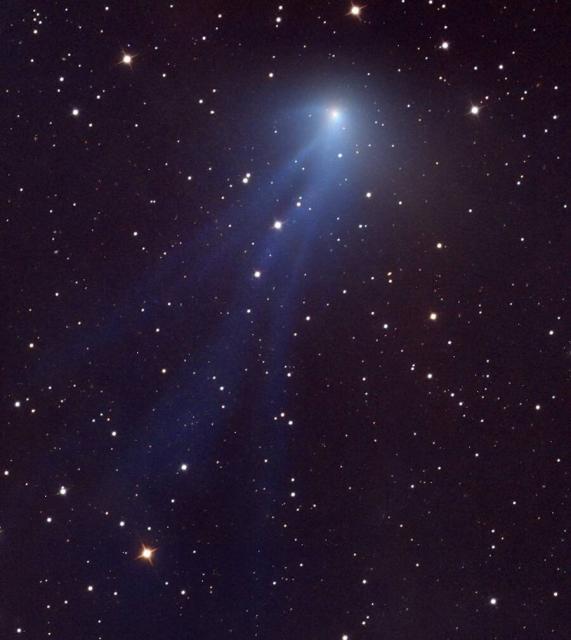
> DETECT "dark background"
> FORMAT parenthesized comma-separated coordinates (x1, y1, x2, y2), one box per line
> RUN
(0, 1, 569, 638)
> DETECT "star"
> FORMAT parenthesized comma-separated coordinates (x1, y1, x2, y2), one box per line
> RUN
(490, 597, 498, 605)
(253, 270, 262, 278)
(470, 105, 480, 115)
(121, 53, 133, 65)
(71, 108, 80, 117)
(58, 485, 67, 496)
(348, 4, 363, 18)
(138, 545, 157, 563)
(441, 41, 450, 50)
(330, 108, 341, 120)
(273, 220, 283, 230)
(429, 312, 438, 321)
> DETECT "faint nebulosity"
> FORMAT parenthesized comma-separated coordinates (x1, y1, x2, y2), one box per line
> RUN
(1, 1, 569, 638)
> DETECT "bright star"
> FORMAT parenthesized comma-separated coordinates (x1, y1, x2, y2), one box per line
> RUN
(72, 108, 79, 117)
(253, 270, 261, 278)
(273, 220, 283, 230)
(441, 41, 450, 50)
(349, 4, 363, 17)
(122, 53, 133, 65)
(138, 545, 157, 563)
(59, 486, 67, 496)
(470, 105, 480, 115)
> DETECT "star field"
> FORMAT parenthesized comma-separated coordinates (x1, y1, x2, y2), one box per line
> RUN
(1, 1, 569, 638)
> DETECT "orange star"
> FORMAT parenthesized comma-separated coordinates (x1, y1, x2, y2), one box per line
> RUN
(138, 545, 157, 564)
(348, 4, 364, 19)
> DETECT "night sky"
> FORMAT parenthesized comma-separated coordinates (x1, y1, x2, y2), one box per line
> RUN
(1, 1, 569, 638)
